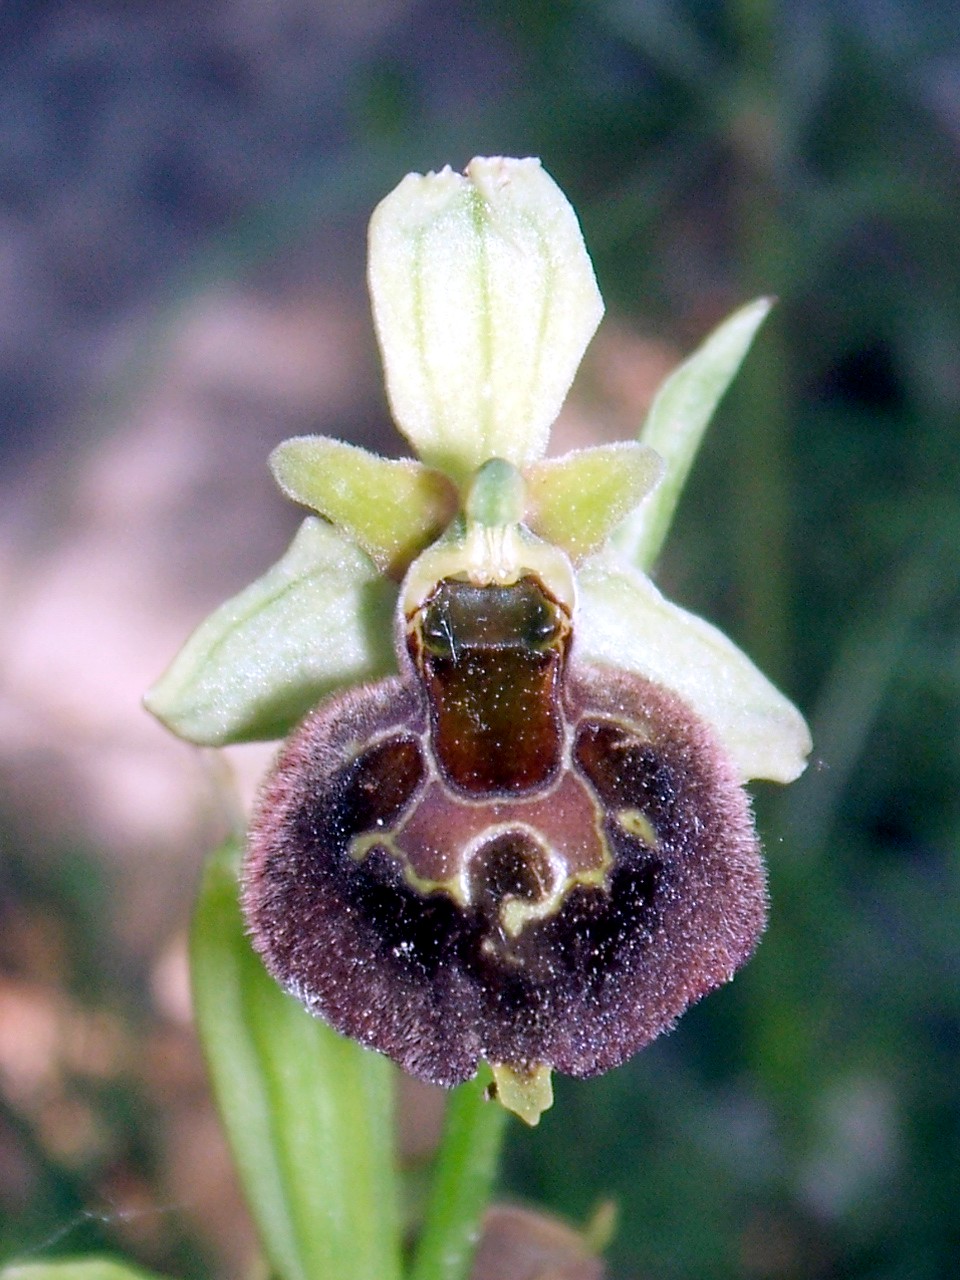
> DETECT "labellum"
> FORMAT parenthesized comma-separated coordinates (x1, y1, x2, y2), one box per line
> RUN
(243, 462, 767, 1124)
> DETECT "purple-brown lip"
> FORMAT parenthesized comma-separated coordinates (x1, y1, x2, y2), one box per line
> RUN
(242, 572, 766, 1089)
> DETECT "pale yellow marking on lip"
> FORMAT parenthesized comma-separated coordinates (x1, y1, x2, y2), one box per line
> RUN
(616, 808, 659, 848)
(489, 1061, 554, 1126)
(349, 830, 470, 906)
(347, 751, 621, 930)
(498, 860, 609, 938)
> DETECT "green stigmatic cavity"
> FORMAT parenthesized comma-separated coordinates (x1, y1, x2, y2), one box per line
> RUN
(243, 490, 767, 1125)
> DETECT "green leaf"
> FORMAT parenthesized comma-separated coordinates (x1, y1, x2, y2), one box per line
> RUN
(190, 840, 402, 1280)
(577, 552, 811, 784)
(144, 517, 397, 745)
(0, 1263, 168, 1280)
(270, 436, 457, 577)
(612, 297, 774, 570)
(525, 442, 663, 560)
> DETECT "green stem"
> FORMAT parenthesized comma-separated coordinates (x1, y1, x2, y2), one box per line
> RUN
(408, 1067, 509, 1280)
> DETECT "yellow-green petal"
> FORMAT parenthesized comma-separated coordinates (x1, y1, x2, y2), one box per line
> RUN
(270, 436, 457, 577)
(368, 156, 603, 482)
(525, 442, 663, 560)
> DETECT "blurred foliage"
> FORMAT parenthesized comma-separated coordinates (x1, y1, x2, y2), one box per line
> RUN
(0, 813, 213, 1276)
(2, 1, 959, 1278)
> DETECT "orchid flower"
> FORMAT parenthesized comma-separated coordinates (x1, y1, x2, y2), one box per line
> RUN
(146, 157, 810, 1125)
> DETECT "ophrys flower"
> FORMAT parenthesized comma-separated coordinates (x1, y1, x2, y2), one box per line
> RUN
(147, 157, 810, 1124)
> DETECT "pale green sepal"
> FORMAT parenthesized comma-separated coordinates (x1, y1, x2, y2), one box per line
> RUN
(191, 841, 402, 1280)
(144, 518, 396, 745)
(613, 297, 774, 570)
(368, 156, 603, 482)
(0, 1263, 169, 1280)
(526, 442, 663, 561)
(576, 552, 812, 783)
(270, 436, 457, 577)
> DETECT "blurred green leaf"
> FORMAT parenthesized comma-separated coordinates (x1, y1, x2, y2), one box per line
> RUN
(144, 517, 397, 745)
(190, 840, 402, 1280)
(0, 1264, 168, 1280)
(612, 297, 773, 571)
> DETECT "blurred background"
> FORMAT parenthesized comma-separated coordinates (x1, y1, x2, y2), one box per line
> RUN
(1, 2, 958, 1277)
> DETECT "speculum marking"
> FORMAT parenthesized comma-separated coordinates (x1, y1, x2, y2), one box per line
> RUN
(574, 717, 669, 845)
(331, 734, 425, 842)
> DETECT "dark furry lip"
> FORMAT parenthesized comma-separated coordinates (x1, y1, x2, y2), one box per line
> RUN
(242, 572, 766, 1093)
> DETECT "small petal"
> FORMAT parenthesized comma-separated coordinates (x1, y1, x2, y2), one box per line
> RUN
(144, 518, 396, 745)
(270, 436, 457, 577)
(368, 157, 603, 481)
(525, 442, 663, 560)
(576, 552, 812, 783)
